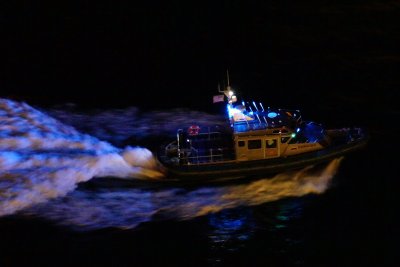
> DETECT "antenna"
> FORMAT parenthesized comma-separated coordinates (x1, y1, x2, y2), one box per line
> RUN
(252, 101, 259, 111)
(259, 102, 265, 112)
(226, 69, 230, 87)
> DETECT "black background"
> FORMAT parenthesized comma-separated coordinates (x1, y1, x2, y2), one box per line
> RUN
(1, 1, 398, 112)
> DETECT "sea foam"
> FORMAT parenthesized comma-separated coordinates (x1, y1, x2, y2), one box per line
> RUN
(0, 98, 163, 216)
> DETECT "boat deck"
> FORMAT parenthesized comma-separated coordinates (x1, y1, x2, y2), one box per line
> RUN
(178, 132, 235, 165)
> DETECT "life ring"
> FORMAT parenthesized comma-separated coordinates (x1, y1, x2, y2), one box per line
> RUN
(188, 125, 200, 136)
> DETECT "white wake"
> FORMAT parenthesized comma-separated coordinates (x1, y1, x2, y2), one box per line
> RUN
(0, 98, 163, 216)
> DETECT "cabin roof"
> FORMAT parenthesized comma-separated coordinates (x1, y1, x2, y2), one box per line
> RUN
(230, 107, 301, 134)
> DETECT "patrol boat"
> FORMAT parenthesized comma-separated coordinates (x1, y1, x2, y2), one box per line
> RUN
(157, 83, 368, 182)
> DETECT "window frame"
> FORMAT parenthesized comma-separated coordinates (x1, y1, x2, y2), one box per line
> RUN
(266, 139, 277, 148)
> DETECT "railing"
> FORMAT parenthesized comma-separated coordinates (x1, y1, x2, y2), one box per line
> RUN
(180, 147, 230, 165)
(190, 131, 225, 140)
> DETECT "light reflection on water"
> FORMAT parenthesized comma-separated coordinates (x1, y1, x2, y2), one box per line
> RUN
(205, 198, 309, 266)
(23, 158, 342, 231)
(208, 208, 255, 250)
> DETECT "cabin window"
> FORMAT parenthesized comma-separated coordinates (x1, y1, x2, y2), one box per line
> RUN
(266, 139, 277, 148)
(238, 140, 245, 147)
(281, 137, 290, 143)
(248, 140, 261, 149)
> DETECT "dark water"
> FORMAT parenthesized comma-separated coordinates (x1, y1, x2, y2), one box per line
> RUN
(1, 1, 398, 266)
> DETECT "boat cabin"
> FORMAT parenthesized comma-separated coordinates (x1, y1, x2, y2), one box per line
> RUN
(233, 125, 324, 161)
(234, 129, 282, 161)
(158, 77, 367, 176)
(170, 119, 326, 166)
(165, 83, 327, 166)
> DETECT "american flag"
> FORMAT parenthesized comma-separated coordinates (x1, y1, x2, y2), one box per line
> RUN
(213, 94, 224, 103)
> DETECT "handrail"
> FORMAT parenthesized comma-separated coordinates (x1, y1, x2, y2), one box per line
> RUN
(185, 153, 225, 165)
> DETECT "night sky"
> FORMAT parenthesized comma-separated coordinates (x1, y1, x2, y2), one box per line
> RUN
(1, 1, 399, 111)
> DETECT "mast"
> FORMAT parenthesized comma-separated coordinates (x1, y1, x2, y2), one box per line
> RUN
(227, 69, 230, 87)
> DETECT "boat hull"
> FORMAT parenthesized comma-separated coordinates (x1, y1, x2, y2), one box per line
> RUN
(157, 130, 368, 184)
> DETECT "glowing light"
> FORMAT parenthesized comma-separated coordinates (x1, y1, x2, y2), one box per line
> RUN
(259, 103, 265, 111)
(291, 133, 296, 138)
(228, 91, 234, 97)
(296, 128, 300, 132)
(252, 101, 259, 111)
(267, 112, 278, 118)
(227, 104, 243, 118)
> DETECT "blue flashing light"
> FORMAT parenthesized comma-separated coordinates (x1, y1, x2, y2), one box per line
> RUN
(267, 112, 278, 118)
(227, 104, 233, 118)
(252, 101, 259, 111)
(259, 102, 265, 111)
(227, 104, 245, 119)
(242, 101, 245, 106)
(296, 128, 300, 132)
(249, 111, 254, 115)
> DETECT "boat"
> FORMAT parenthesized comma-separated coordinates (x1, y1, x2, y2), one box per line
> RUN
(156, 79, 368, 184)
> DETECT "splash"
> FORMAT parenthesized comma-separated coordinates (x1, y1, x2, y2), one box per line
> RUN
(25, 158, 342, 231)
(0, 98, 163, 216)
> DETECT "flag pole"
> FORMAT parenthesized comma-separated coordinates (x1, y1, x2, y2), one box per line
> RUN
(227, 69, 230, 87)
